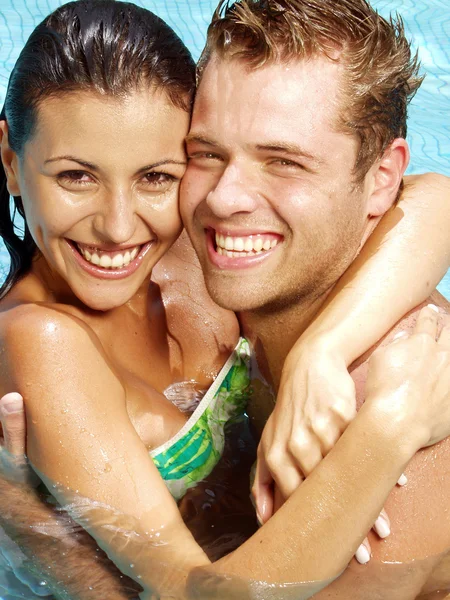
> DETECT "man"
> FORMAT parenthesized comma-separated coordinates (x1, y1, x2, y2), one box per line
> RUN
(1, 1, 449, 599)
(179, 0, 450, 597)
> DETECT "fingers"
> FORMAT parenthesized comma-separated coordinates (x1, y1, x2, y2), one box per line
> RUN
(263, 446, 305, 502)
(287, 427, 323, 477)
(252, 455, 275, 524)
(355, 537, 371, 565)
(373, 508, 391, 539)
(0, 393, 26, 456)
(413, 304, 440, 337)
(437, 313, 450, 349)
(397, 472, 408, 486)
(311, 417, 342, 456)
(392, 330, 409, 342)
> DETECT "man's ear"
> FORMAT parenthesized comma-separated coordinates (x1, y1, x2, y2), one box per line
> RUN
(0, 121, 21, 197)
(367, 138, 410, 217)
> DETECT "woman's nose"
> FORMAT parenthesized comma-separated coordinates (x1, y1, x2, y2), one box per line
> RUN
(94, 190, 136, 244)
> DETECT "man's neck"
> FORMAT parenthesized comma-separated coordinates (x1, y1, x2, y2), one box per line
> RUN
(238, 290, 329, 391)
(238, 217, 381, 391)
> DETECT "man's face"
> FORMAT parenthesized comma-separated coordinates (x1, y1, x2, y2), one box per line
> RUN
(181, 55, 375, 313)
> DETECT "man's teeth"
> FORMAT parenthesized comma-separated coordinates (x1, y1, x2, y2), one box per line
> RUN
(77, 245, 140, 269)
(215, 233, 279, 257)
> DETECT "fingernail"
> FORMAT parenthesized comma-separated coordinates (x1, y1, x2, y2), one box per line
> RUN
(397, 473, 408, 486)
(427, 304, 439, 313)
(355, 544, 371, 565)
(374, 516, 390, 539)
(0, 394, 23, 415)
(256, 512, 263, 527)
(393, 331, 407, 340)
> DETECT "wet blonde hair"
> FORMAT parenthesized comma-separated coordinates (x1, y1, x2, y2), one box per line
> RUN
(199, 0, 423, 180)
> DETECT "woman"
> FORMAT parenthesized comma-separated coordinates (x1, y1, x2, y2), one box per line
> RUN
(0, 1, 449, 598)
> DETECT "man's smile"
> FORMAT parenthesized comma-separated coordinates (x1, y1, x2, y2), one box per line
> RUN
(206, 228, 282, 269)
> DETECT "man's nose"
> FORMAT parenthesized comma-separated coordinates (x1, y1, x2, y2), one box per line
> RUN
(94, 190, 136, 244)
(206, 164, 259, 219)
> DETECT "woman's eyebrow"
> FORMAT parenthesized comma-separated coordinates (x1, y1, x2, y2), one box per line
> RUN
(44, 156, 187, 173)
(44, 156, 98, 170)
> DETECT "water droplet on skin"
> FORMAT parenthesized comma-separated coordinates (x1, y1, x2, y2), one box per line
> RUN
(104, 462, 112, 473)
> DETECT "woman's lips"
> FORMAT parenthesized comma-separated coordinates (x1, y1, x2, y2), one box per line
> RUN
(66, 239, 154, 280)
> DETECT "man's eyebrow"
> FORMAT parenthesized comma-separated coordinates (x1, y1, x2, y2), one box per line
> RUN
(44, 156, 187, 173)
(254, 142, 323, 165)
(185, 134, 220, 147)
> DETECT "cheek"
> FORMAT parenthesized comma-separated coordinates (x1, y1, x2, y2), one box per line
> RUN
(151, 194, 183, 242)
(180, 166, 212, 218)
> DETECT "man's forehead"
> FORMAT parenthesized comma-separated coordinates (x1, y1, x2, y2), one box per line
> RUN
(191, 55, 348, 158)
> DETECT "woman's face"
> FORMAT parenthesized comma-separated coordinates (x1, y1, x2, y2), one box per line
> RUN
(7, 87, 189, 310)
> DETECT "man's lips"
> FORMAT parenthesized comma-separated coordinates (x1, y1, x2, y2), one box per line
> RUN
(214, 230, 282, 256)
(205, 228, 282, 269)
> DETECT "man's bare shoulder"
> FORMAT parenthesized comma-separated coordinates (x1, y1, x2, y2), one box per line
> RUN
(350, 291, 450, 569)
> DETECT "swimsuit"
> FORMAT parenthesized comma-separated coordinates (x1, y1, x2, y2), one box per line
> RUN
(150, 338, 251, 500)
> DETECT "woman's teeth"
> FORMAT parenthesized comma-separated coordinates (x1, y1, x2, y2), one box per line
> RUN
(77, 244, 140, 269)
(215, 233, 279, 257)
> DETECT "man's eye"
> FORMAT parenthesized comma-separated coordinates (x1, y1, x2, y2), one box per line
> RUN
(272, 159, 303, 169)
(188, 152, 223, 162)
(58, 171, 94, 186)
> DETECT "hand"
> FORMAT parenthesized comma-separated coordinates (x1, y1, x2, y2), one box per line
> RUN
(253, 338, 357, 523)
(366, 304, 450, 448)
(251, 336, 404, 565)
(0, 392, 40, 487)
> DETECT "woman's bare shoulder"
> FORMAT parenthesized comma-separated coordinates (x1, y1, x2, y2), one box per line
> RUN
(0, 301, 97, 351)
(0, 301, 121, 405)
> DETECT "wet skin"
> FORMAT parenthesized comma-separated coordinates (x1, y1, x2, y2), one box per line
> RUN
(0, 87, 239, 458)
(180, 54, 450, 598)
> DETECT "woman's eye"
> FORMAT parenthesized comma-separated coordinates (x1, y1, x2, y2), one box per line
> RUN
(58, 171, 94, 187)
(141, 172, 176, 191)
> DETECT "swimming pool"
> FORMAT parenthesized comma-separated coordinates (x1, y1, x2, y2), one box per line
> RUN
(0, 0, 449, 299)
(0, 3, 449, 599)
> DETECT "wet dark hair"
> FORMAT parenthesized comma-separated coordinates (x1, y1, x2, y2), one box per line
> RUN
(0, 0, 196, 298)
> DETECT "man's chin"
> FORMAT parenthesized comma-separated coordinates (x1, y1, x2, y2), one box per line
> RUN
(204, 279, 273, 314)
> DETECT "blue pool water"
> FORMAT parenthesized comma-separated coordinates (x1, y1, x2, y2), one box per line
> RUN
(0, 0, 449, 302)
(0, 2, 449, 599)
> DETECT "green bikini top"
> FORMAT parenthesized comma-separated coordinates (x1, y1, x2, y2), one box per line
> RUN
(150, 338, 251, 500)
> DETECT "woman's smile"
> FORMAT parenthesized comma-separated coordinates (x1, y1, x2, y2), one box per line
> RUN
(67, 239, 155, 280)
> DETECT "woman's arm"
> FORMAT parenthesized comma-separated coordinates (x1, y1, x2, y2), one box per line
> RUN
(2, 303, 449, 600)
(254, 173, 450, 513)
(0, 397, 141, 600)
